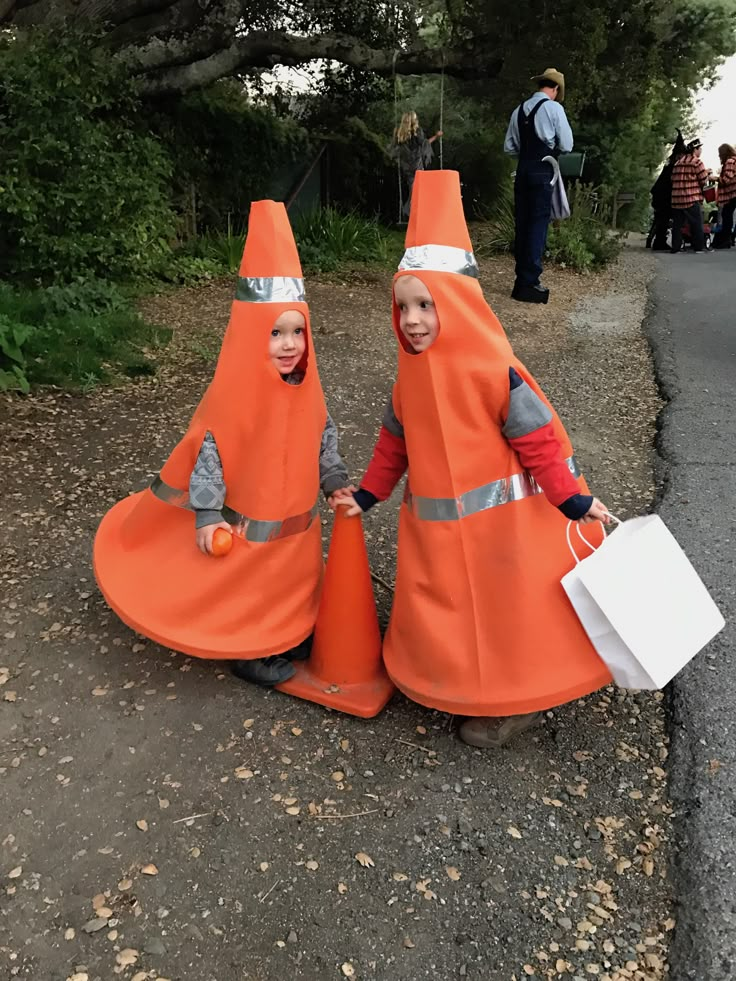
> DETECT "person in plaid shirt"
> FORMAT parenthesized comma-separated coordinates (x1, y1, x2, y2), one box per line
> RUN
(670, 138, 710, 254)
(716, 143, 736, 249)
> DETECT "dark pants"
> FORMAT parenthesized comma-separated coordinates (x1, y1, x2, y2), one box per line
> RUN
(722, 197, 736, 247)
(514, 162, 553, 287)
(671, 203, 705, 253)
(650, 208, 671, 250)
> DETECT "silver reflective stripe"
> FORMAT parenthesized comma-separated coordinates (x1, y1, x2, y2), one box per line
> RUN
(398, 244, 479, 279)
(236, 276, 306, 303)
(404, 456, 581, 521)
(150, 475, 318, 544)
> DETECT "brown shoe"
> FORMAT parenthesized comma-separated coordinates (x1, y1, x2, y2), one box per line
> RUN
(458, 712, 544, 749)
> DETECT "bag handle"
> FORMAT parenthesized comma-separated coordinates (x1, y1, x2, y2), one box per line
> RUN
(566, 513, 621, 565)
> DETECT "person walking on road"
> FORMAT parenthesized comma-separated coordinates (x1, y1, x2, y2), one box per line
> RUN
(715, 143, 736, 249)
(504, 68, 573, 304)
(670, 138, 710, 254)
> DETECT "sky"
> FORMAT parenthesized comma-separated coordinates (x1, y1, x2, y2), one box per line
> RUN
(696, 54, 736, 171)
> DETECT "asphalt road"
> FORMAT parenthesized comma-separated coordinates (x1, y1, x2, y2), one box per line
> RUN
(646, 247, 736, 981)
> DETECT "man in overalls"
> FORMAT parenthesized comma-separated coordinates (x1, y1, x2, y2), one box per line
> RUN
(504, 69, 573, 304)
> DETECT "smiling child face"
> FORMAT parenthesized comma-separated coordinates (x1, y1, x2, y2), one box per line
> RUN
(394, 275, 439, 353)
(269, 310, 307, 375)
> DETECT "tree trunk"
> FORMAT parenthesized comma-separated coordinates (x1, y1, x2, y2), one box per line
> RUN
(0, 0, 503, 95)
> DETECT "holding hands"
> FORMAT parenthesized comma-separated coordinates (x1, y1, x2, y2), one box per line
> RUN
(328, 486, 363, 517)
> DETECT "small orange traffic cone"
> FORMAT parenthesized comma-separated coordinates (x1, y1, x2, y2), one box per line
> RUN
(277, 507, 395, 718)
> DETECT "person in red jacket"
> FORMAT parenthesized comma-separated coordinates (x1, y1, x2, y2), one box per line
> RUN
(332, 170, 612, 749)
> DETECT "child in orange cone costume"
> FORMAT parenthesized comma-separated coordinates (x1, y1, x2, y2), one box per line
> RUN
(332, 171, 613, 748)
(94, 201, 351, 687)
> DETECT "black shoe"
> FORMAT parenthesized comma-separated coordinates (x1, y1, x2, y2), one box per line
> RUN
(282, 635, 313, 662)
(231, 656, 295, 687)
(511, 283, 549, 304)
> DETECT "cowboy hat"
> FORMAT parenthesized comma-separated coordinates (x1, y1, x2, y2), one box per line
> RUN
(531, 68, 565, 102)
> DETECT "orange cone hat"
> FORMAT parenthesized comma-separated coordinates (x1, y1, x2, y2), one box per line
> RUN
(381, 170, 611, 716)
(94, 201, 328, 661)
(277, 507, 394, 718)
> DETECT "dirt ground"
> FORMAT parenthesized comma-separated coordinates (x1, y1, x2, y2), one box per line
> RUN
(1, 248, 673, 981)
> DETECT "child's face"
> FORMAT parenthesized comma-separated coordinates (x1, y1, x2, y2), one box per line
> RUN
(394, 275, 439, 353)
(269, 310, 306, 375)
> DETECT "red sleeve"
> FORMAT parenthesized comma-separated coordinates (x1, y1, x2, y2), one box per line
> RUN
(361, 426, 408, 501)
(508, 422, 581, 506)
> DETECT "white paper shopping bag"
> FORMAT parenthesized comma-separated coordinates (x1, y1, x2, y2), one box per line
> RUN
(561, 515, 725, 689)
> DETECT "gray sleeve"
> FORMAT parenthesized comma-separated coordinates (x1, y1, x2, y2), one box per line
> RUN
(319, 413, 350, 496)
(189, 431, 226, 529)
(502, 379, 553, 439)
(382, 394, 405, 439)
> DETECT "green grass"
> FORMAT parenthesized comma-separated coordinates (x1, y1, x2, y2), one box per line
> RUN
(0, 279, 171, 392)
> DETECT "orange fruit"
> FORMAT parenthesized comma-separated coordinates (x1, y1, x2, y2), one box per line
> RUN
(211, 528, 233, 557)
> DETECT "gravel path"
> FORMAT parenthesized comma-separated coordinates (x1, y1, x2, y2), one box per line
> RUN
(0, 247, 673, 981)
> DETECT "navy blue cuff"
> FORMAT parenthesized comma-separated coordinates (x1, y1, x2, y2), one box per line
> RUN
(353, 489, 378, 513)
(558, 494, 593, 521)
(509, 366, 524, 390)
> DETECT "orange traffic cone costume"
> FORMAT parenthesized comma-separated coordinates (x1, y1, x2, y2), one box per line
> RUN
(94, 201, 329, 660)
(358, 170, 611, 716)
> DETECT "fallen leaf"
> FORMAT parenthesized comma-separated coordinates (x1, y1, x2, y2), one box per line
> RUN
(7, 866, 22, 879)
(118, 878, 133, 891)
(643, 856, 655, 877)
(291, 727, 303, 736)
(132, 973, 149, 981)
(392, 872, 408, 882)
(141, 864, 159, 876)
(4, 691, 17, 702)
(553, 855, 569, 867)
(445, 866, 461, 881)
(285, 806, 301, 816)
(136, 819, 149, 832)
(259, 862, 270, 872)
(190, 847, 201, 858)
(332, 771, 346, 782)
(404, 937, 416, 948)
(96, 907, 113, 919)
(68, 974, 89, 981)
(64, 928, 75, 941)
(116, 948, 139, 967)
(355, 852, 374, 868)
(416, 726, 427, 735)
(235, 767, 254, 780)
(338, 882, 348, 894)
(306, 860, 319, 871)
(243, 719, 254, 729)
(341, 964, 355, 977)
(91, 687, 108, 697)
(92, 894, 107, 910)
(507, 826, 523, 839)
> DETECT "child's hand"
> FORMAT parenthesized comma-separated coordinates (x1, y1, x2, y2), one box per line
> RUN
(579, 498, 611, 525)
(328, 491, 363, 517)
(195, 520, 233, 555)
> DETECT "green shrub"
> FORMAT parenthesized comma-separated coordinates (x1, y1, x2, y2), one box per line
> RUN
(0, 30, 176, 284)
(292, 208, 400, 272)
(150, 82, 312, 235)
(0, 280, 171, 392)
(545, 184, 623, 271)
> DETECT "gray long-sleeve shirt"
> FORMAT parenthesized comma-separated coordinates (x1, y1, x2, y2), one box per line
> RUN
(189, 414, 349, 529)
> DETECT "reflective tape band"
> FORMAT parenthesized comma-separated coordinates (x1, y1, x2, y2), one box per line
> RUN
(149, 475, 318, 544)
(398, 244, 479, 279)
(236, 276, 306, 303)
(404, 456, 581, 521)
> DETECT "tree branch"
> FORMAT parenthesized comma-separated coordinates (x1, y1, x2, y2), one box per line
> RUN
(138, 30, 502, 94)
